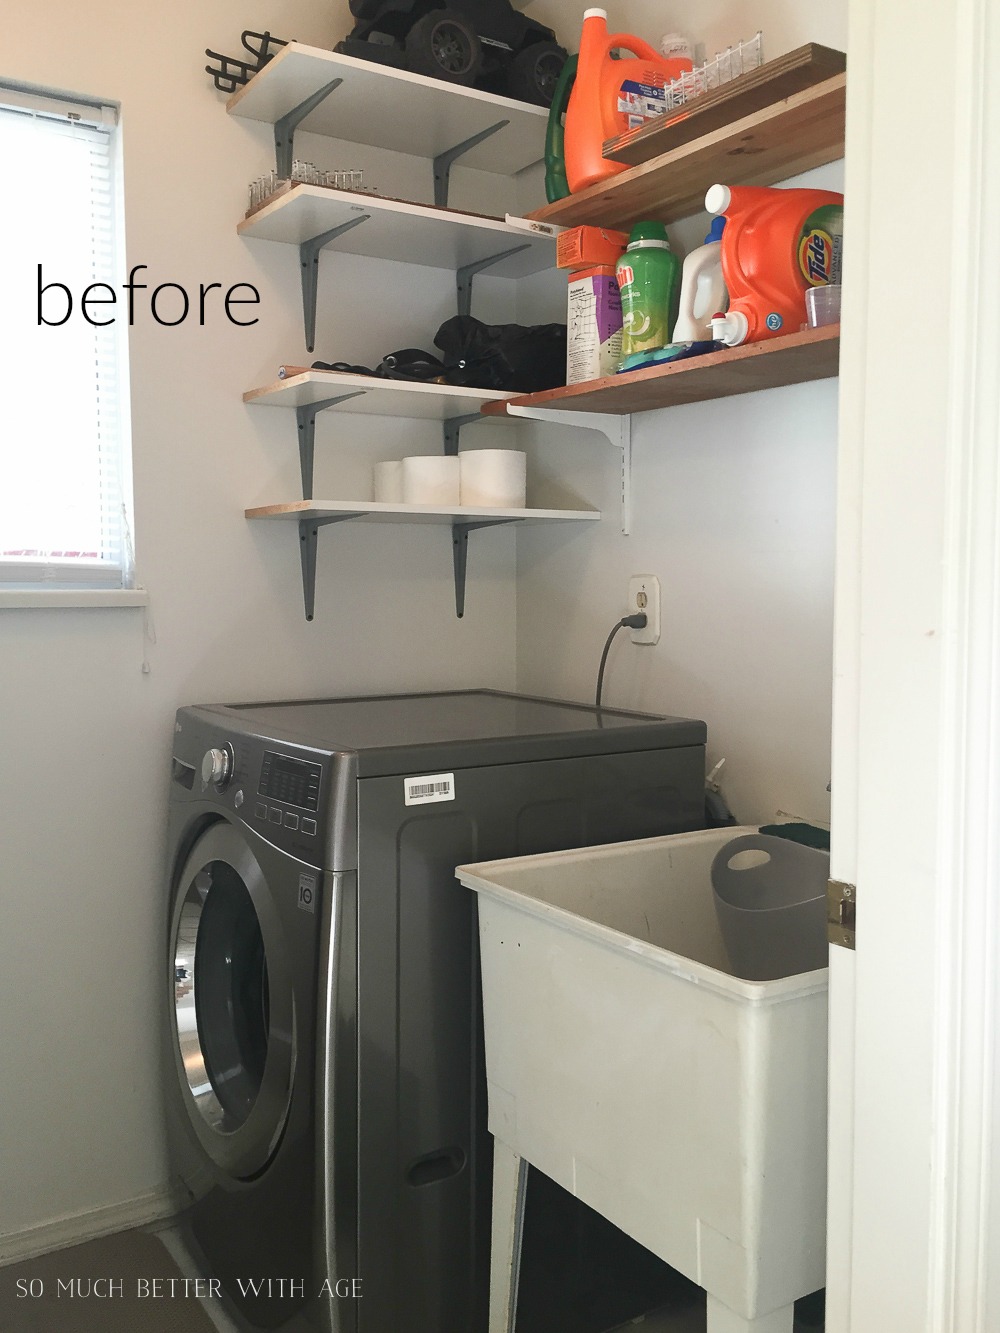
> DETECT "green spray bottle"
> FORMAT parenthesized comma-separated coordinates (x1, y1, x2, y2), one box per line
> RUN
(615, 221, 681, 360)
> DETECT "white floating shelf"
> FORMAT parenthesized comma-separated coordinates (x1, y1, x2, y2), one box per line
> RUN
(246, 501, 599, 524)
(227, 42, 548, 176)
(238, 185, 556, 276)
(244, 370, 514, 417)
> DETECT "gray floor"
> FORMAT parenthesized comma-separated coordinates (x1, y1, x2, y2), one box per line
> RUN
(144, 1222, 825, 1333)
(149, 1222, 240, 1333)
(152, 1221, 708, 1333)
(606, 1305, 705, 1333)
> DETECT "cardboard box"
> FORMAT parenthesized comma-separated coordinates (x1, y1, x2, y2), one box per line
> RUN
(567, 266, 623, 384)
(557, 225, 629, 270)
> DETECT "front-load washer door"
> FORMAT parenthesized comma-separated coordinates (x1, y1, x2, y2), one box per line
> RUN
(170, 821, 295, 1180)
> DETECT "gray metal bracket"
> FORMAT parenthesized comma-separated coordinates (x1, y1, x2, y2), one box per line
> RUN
(442, 412, 486, 456)
(452, 519, 518, 617)
(502, 405, 632, 535)
(296, 393, 367, 497)
(433, 120, 509, 207)
(298, 513, 367, 621)
(456, 245, 529, 319)
(274, 78, 343, 177)
(300, 215, 371, 352)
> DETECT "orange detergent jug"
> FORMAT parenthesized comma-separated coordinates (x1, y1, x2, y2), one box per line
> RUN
(564, 9, 692, 194)
(706, 183, 844, 346)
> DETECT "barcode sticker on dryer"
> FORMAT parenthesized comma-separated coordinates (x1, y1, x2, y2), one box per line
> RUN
(404, 773, 455, 806)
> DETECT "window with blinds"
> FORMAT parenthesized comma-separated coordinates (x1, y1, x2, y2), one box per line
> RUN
(0, 81, 133, 589)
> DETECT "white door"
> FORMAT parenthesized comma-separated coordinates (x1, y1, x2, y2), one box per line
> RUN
(828, 0, 1000, 1327)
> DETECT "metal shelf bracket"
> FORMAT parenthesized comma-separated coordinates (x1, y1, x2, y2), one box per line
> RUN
(452, 519, 518, 617)
(298, 513, 367, 620)
(300, 214, 371, 351)
(274, 78, 344, 177)
(295, 392, 368, 497)
(297, 513, 518, 621)
(502, 405, 632, 535)
(433, 120, 509, 207)
(456, 245, 529, 319)
(443, 412, 486, 456)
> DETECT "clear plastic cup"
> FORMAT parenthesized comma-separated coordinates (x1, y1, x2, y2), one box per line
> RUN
(805, 284, 842, 328)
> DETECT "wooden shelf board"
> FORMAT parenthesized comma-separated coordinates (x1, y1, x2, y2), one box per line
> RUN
(246, 501, 600, 525)
(481, 324, 840, 416)
(604, 44, 846, 167)
(239, 184, 556, 277)
(244, 370, 514, 417)
(227, 42, 548, 176)
(527, 73, 846, 230)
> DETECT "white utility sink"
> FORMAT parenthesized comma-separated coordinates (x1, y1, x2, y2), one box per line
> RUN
(457, 825, 829, 1333)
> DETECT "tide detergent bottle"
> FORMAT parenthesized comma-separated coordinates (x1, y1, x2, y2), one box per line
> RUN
(706, 184, 844, 346)
(564, 9, 692, 195)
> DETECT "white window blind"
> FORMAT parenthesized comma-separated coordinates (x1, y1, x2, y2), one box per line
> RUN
(0, 82, 133, 589)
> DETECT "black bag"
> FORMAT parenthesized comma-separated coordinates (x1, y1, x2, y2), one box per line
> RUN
(434, 316, 566, 393)
(312, 318, 568, 393)
(311, 349, 446, 381)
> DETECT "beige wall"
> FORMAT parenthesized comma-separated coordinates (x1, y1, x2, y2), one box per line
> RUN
(0, 0, 847, 1246)
(0, 0, 522, 1244)
(513, 0, 846, 825)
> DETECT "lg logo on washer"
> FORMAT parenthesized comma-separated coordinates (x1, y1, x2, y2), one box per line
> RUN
(297, 874, 317, 914)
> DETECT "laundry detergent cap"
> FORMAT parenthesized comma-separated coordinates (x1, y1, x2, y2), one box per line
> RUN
(705, 183, 731, 215)
(628, 220, 670, 246)
(583, 7, 608, 19)
(706, 216, 726, 244)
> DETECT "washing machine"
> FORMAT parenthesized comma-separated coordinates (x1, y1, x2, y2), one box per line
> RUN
(164, 689, 707, 1333)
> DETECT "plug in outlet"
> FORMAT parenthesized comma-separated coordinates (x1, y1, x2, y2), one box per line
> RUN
(628, 575, 660, 644)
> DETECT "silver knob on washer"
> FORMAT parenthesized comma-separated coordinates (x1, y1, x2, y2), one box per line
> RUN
(201, 747, 232, 788)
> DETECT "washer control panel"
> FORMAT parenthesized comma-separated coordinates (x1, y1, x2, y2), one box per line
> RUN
(173, 709, 338, 860)
(258, 751, 321, 811)
(254, 751, 323, 839)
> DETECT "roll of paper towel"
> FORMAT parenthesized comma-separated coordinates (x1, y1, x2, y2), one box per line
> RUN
(459, 450, 527, 508)
(401, 455, 461, 505)
(373, 460, 404, 503)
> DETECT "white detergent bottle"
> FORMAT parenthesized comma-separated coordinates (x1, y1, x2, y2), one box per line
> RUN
(672, 217, 727, 342)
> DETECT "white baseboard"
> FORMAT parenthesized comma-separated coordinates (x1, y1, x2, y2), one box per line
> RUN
(0, 1185, 184, 1266)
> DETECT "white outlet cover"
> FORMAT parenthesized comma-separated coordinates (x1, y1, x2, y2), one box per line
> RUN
(628, 575, 660, 644)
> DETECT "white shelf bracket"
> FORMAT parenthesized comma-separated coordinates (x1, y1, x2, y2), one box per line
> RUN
(503, 406, 632, 535)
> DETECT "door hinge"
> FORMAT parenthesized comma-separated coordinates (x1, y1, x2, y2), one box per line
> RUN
(827, 879, 856, 950)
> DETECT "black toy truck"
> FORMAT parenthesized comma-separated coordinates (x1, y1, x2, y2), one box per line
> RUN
(335, 0, 567, 105)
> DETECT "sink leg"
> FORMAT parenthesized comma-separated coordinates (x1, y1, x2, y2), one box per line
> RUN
(489, 1140, 529, 1333)
(706, 1294, 795, 1333)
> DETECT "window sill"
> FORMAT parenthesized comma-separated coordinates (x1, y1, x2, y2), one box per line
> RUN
(0, 588, 149, 609)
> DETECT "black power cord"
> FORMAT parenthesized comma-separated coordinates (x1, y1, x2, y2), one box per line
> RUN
(595, 614, 648, 707)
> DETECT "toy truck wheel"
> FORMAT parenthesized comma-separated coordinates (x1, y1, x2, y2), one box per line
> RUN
(506, 40, 567, 106)
(405, 9, 483, 84)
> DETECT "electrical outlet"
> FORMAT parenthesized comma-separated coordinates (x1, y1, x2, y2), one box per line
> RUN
(628, 575, 660, 644)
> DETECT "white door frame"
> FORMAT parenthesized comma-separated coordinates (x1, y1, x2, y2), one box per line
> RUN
(829, 0, 1000, 1327)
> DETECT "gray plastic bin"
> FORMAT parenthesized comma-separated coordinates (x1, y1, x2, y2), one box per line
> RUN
(710, 832, 830, 981)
